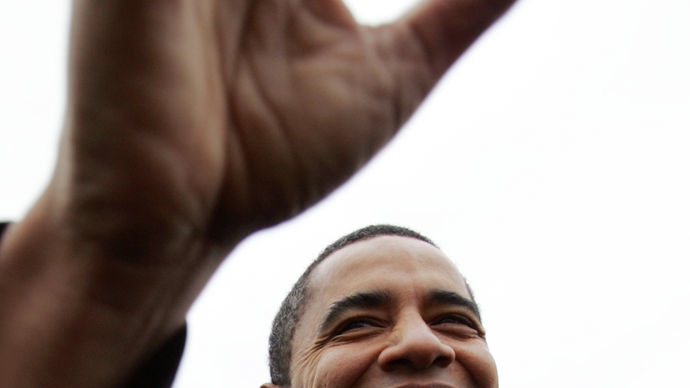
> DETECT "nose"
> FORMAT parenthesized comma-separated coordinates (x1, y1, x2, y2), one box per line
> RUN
(378, 314, 455, 371)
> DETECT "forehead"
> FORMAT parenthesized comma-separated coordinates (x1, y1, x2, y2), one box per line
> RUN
(307, 235, 471, 310)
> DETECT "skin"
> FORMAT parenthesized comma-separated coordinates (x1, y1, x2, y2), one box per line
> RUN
(0, 0, 514, 386)
(263, 235, 497, 388)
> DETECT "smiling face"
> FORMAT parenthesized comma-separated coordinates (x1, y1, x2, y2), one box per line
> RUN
(288, 235, 498, 388)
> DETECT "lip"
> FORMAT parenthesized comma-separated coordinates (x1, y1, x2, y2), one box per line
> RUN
(392, 384, 456, 388)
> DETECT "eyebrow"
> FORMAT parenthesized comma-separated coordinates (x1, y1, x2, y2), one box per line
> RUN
(427, 289, 482, 321)
(318, 288, 482, 333)
(319, 291, 391, 332)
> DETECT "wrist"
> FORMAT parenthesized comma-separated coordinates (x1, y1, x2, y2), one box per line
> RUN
(0, 191, 231, 386)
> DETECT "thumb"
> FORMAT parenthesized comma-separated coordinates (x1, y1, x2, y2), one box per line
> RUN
(401, 0, 516, 75)
(365, 0, 516, 128)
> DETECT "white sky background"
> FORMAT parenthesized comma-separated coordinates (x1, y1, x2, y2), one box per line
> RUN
(1, 0, 689, 386)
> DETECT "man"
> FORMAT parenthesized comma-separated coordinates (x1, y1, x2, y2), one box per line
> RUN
(0, 0, 514, 386)
(264, 224, 497, 387)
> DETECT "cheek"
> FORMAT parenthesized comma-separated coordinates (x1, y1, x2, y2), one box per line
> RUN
(455, 341, 499, 388)
(293, 345, 378, 387)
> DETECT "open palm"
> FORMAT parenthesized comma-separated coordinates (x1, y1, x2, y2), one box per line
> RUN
(63, 0, 514, 252)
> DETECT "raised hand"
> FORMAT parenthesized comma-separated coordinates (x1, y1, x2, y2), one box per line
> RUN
(62, 0, 514, 252)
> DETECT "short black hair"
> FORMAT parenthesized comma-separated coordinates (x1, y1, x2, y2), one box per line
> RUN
(267, 224, 438, 385)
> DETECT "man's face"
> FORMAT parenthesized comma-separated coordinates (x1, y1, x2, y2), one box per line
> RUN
(289, 235, 498, 387)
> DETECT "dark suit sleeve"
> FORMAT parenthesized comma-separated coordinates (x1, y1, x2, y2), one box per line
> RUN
(0, 222, 8, 239)
(0, 222, 187, 388)
(123, 325, 187, 387)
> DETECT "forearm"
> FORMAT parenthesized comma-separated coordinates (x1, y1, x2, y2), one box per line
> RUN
(0, 3, 246, 383)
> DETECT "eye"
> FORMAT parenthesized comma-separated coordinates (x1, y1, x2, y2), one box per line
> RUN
(433, 314, 475, 327)
(431, 314, 483, 336)
(333, 318, 383, 336)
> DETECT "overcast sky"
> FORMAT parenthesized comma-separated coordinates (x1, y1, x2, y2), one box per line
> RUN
(1, 0, 689, 387)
